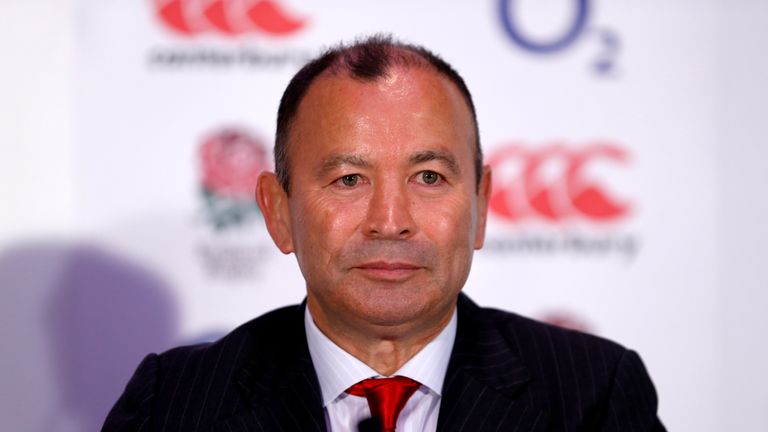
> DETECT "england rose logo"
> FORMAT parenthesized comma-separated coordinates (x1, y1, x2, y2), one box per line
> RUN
(199, 127, 270, 229)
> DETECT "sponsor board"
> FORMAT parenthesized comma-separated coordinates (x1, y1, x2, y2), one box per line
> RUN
(485, 142, 639, 259)
(153, 0, 306, 37)
(148, 0, 312, 69)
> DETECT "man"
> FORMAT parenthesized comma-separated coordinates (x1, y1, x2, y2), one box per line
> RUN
(103, 36, 665, 431)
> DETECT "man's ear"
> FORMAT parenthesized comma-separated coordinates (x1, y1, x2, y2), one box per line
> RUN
(474, 165, 492, 250)
(256, 172, 294, 254)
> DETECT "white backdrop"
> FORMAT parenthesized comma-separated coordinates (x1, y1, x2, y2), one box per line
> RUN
(1, 1, 767, 431)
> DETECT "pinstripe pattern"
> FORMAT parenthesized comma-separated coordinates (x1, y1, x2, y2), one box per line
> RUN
(103, 295, 664, 431)
(437, 295, 665, 431)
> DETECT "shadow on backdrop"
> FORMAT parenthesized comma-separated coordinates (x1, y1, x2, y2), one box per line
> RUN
(0, 243, 179, 431)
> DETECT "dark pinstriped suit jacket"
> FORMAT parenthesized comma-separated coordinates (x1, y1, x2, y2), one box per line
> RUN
(103, 294, 665, 431)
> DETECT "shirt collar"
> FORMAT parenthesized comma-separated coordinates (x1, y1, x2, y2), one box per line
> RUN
(305, 306, 457, 407)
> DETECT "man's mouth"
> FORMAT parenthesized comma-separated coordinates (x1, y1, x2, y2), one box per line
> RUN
(353, 261, 424, 281)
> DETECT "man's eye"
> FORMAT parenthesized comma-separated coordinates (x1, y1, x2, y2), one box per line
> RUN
(338, 174, 359, 187)
(417, 171, 442, 185)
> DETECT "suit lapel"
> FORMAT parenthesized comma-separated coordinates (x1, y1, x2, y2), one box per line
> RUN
(437, 294, 547, 432)
(213, 302, 327, 432)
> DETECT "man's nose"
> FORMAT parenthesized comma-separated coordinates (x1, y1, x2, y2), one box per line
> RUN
(363, 182, 417, 239)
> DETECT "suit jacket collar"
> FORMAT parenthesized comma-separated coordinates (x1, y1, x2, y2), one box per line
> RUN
(215, 301, 327, 432)
(437, 294, 543, 431)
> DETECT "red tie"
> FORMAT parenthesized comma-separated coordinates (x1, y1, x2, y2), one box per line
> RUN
(346, 376, 421, 431)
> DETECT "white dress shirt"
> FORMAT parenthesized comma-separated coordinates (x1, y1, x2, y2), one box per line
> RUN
(305, 307, 457, 432)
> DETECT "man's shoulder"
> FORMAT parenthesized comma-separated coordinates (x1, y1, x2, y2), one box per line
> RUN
(103, 303, 313, 430)
(154, 303, 305, 374)
(448, 295, 663, 430)
(485, 303, 623, 346)
(458, 294, 630, 372)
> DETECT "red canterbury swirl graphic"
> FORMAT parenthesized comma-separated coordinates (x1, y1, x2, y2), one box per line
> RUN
(488, 143, 631, 223)
(153, 0, 306, 36)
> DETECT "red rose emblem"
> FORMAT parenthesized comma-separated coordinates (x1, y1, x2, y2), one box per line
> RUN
(200, 128, 270, 200)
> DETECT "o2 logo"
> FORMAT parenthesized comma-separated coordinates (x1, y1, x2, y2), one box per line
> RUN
(498, 0, 620, 76)
(488, 143, 631, 223)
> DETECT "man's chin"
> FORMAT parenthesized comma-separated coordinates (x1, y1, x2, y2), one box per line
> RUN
(308, 282, 455, 334)
(349, 298, 449, 334)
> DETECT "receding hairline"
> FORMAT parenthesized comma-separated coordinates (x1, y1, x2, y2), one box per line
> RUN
(320, 42, 441, 80)
(286, 60, 476, 140)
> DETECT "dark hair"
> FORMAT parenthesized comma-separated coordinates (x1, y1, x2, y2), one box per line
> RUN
(275, 34, 482, 193)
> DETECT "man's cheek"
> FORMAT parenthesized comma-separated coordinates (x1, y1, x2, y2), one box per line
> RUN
(419, 204, 469, 233)
(328, 203, 370, 235)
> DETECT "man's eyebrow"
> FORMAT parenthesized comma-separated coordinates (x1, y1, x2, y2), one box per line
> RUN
(318, 154, 372, 177)
(409, 150, 460, 175)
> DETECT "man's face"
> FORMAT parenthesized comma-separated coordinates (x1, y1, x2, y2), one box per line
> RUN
(261, 66, 490, 337)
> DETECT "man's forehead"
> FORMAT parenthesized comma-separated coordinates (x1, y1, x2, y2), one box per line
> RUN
(291, 93, 474, 159)
(292, 65, 474, 137)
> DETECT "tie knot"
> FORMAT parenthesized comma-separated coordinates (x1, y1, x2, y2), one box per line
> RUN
(346, 376, 421, 431)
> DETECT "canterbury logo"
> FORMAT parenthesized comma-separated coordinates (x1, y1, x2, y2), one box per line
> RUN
(153, 0, 306, 36)
(488, 144, 631, 222)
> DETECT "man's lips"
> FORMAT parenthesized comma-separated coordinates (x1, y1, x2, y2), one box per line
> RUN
(353, 261, 424, 280)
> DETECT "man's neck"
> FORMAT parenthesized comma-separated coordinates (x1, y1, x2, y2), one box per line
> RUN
(307, 300, 455, 376)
